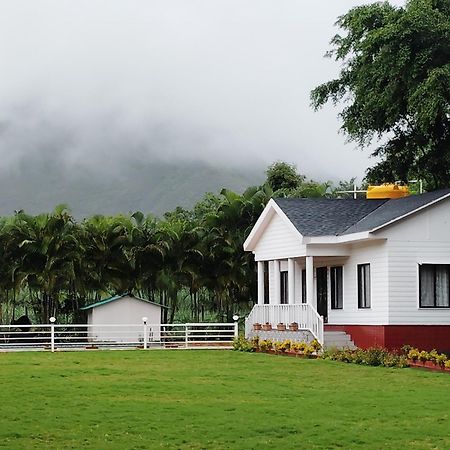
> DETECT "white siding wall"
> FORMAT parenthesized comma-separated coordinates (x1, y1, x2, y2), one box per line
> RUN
(327, 242, 389, 325)
(89, 297, 162, 342)
(253, 213, 305, 261)
(379, 202, 450, 325)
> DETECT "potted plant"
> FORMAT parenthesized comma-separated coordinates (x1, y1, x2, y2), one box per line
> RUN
(253, 323, 262, 331)
(289, 322, 299, 332)
(262, 322, 272, 331)
(277, 323, 286, 331)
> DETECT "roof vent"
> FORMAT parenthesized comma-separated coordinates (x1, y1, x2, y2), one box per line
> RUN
(366, 184, 409, 199)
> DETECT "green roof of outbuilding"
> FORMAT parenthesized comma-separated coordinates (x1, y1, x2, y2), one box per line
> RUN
(80, 294, 167, 310)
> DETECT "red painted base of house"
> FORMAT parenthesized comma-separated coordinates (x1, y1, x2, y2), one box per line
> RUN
(325, 325, 450, 352)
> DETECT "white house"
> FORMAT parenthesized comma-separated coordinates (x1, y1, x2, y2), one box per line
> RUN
(243, 189, 450, 351)
(81, 294, 164, 344)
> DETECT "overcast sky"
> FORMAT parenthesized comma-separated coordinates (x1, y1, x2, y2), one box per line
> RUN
(0, 0, 405, 181)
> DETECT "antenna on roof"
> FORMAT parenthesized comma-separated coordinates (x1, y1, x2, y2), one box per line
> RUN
(336, 183, 367, 199)
(406, 179, 423, 194)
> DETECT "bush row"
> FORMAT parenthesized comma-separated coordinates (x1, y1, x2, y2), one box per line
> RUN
(322, 347, 409, 368)
(405, 346, 450, 369)
(233, 336, 411, 368)
(233, 336, 322, 356)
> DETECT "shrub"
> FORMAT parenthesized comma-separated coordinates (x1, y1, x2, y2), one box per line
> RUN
(322, 347, 408, 368)
(292, 341, 307, 353)
(303, 344, 316, 357)
(361, 347, 389, 366)
(232, 336, 253, 352)
(250, 336, 260, 351)
(428, 349, 440, 364)
(435, 353, 448, 367)
(445, 360, 450, 369)
(407, 348, 420, 362)
(418, 350, 430, 363)
(273, 340, 292, 353)
(259, 339, 273, 352)
(310, 339, 322, 352)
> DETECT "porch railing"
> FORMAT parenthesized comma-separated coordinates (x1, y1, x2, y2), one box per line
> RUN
(244, 304, 324, 346)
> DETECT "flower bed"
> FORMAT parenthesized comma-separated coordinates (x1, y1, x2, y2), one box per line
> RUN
(406, 347, 450, 373)
(233, 336, 321, 358)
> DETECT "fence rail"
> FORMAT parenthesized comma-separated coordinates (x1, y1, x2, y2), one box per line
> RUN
(244, 304, 324, 345)
(0, 322, 238, 352)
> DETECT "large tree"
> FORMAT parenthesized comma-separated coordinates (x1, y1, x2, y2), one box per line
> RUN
(311, 0, 450, 189)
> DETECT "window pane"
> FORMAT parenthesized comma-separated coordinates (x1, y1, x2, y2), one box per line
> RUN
(280, 271, 288, 304)
(301, 270, 306, 304)
(420, 265, 435, 307)
(358, 264, 370, 308)
(364, 265, 371, 308)
(436, 265, 450, 307)
(331, 266, 343, 309)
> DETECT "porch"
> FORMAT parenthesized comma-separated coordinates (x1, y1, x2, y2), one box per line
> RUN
(245, 255, 348, 347)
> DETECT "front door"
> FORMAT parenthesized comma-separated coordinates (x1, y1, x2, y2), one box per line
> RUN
(316, 267, 328, 322)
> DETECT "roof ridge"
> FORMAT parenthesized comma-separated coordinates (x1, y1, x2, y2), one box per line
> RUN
(339, 199, 389, 235)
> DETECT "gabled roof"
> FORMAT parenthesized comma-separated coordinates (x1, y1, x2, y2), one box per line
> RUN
(80, 294, 166, 310)
(275, 198, 386, 236)
(343, 189, 450, 234)
(274, 188, 450, 237)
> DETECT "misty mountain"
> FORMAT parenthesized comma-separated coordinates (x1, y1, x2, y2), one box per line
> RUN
(0, 158, 265, 218)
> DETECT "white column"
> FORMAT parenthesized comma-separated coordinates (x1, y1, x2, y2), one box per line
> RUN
(257, 261, 265, 305)
(288, 258, 295, 304)
(306, 256, 315, 309)
(273, 259, 281, 304)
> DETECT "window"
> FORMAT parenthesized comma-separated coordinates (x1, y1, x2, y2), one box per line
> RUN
(280, 271, 288, 304)
(419, 264, 450, 308)
(263, 261, 269, 304)
(301, 269, 306, 303)
(357, 264, 371, 308)
(330, 266, 343, 309)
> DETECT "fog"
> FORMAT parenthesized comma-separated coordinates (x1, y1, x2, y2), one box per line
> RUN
(0, 0, 405, 181)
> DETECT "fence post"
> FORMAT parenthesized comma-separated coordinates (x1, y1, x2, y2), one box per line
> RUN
(49, 316, 56, 352)
(233, 315, 239, 339)
(142, 317, 148, 350)
(185, 324, 189, 348)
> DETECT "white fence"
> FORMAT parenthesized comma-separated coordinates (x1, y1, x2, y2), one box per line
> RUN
(0, 322, 238, 352)
(245, 304, 324, 345)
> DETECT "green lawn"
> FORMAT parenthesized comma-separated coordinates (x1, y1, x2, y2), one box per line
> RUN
(0, 351, 449, 449)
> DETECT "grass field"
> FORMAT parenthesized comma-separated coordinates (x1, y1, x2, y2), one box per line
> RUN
(0, 350, 450, 449)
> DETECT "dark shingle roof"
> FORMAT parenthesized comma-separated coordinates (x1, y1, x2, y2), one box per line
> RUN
(274, 189, 450, 237)
(343, 189, 450, 234)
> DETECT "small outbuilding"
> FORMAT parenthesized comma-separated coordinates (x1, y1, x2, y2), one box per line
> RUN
(81, 294, 164, 344)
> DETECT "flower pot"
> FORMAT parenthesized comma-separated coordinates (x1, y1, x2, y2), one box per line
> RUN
(253, 323, 262, 331)
(289, 322, 299, 332)
(262, 323, 272, 331)
(277, 323, 286, 331)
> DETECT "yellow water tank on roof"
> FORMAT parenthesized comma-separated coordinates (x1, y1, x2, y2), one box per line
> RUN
(366, 184, 410, 199)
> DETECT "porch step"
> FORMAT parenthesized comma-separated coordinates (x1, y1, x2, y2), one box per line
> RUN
(323, 331, 357, 350)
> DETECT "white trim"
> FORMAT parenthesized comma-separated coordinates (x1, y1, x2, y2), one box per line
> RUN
(243, 199, 303, 251)
(356, 263, 372, 310)
(370, 192, 450, 233)
(416, 261, 450, 310)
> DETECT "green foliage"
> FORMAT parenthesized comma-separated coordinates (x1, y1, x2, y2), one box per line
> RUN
(233, 335, 254, 352)
(407, 347, 448, 367)
(266, 161, 304, 193)
(0, 160, 356, 324)
(323, 347, 409, 368)
(235, 337, 320, 357)
(311, 0, 450, 189)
